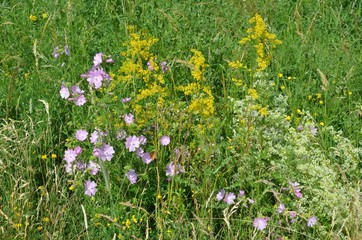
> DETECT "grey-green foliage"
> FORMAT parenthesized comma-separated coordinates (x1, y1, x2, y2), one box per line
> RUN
(230, 79, 361, 237)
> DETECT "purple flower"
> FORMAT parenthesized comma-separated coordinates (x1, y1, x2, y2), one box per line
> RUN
(136, 148, 144, 158)
(71, 85, 83, 95)
(125, 136, 140, 152)
(142, 152, 153, 164)
(89, 129, 107, 145)
(161, 61, 169, 72)
(53, 46, 59, 58)
(121, 97, 131, 103)
(64, 163, 73, 173)
(248, 198, 255, 204)
(94, 143, 115, 161)
(106, 56, 114, 63)
(82, 67, 111, 89)
(75, 129, 88, 141)
(90, 130, 100, 144)
(64, 45, 70, 56)
(277, 203, 285, 214)
(238, 190, 245, 197)
(253, 217, 269, 230)
(216, 189, 225, 201)
(67, 85, 86, 106)
(310, 125, 318, 136)
(76, 161, 87, 171)
(165, 162, 184, 176)
(60, 83, 70, 99)
(307, 216, 317, 227)
(126, 169, 137, 184)
(74, 95, 86, 106)
(124, 113, 134, 125)
(289, 211, 297, 218)
(294, 188, 303, 198)
(93, 52, 103, 67)
(223, 192, 236, 205)
(84, 180, 97, 197)
(147, 60, 154, 71)
(297, 124, 304, 131)
(74, 146, 83, 155)
(138, 135, 147, 145)
(64, 149, 78, 164)
(160, 136, 170, 146)
(87, 161, 100, 175)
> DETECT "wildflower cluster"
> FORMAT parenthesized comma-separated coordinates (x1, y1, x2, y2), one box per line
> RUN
(178, 49, 215, 118)
(239, 14, 282, 72)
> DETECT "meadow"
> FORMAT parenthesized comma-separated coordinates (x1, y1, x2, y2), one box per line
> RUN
(0, 0, 361, 239)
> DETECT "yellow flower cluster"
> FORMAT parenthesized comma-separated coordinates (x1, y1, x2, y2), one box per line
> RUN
(239, 14, 282, 72)
(188, 49, 208, 81)
(179, 50, 215, 118)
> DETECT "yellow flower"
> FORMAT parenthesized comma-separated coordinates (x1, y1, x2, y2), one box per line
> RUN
(42, 217, 49, 223)
(319, 122, 325, 126)
(278, 73, 283, 78)
(42, 13, 48, 19)
(281, 85, 285, 90)
(316, 93, 322, 99)
(41, 155, 47, 160)
(287, 76, 292, 80)
(247, 88, 258, 100)
(297, 109, 302, 114)
(29, 15, 37, 22)
(14, 223, 22, 229)
(258, 107, 268, 117)
(319, 100, 324, 105)
(51, 153, 57, 159)
(24, 73, 30, 80)
(286, 115, 291, 121)
(348, 91, 352, 96)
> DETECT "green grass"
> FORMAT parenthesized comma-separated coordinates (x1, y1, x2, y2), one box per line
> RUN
(1, 0, 361, 239)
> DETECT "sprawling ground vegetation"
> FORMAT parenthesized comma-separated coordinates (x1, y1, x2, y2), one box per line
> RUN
(1, 0, 361, 239)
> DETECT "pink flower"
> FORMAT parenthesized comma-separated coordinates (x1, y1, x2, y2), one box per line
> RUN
(238, 190, 245, 197)
(165, 162, 184, 176)
(93, 52, 103, 67)
(53, 46, 59, 58)
(75, 129, 88, 141)
(81, 67, 111, 89)
(294, 188, 303, 198)
(64, 149, 77, 164)
(141, 152, 153, 164)
(106, 57, 114, 63)
(94, 143, 115, 161)
(277, 203, 285, 214)
(60, 83, 70, 99)
(124, 113, 134, 125)
(223, 192, 236, 205)
(126, 169, 137, 184)
(160, 136, 170, 146)
(87, 161, 100, 175)
(253, 217, 269, 230)
(84, 180, 97, 197)
(125, 136, 140, 152)
(121, 97, 131, 103)
(161, 62, 168, 72)
(307, 216, 317, 227)
(74, 146, 83, 155)
(74, 95, 86, 106)
(139, 135, 147, 145)
(216, 189, 225, 201)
